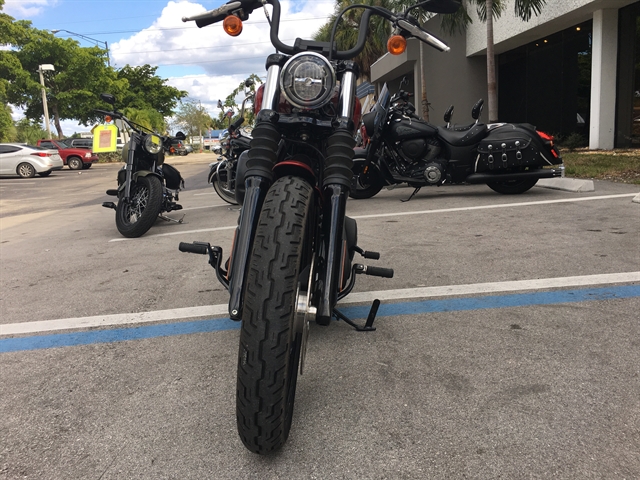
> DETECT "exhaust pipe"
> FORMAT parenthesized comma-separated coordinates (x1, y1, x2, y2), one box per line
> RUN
(466, 168, 563, 185)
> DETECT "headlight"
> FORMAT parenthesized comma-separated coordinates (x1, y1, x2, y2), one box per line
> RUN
(280, 52, 336, 109)
(144, 134, 162, 154)
(84, 152, 91, 158)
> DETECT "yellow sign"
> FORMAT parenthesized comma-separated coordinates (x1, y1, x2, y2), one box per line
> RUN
(91, 124, 118, 152)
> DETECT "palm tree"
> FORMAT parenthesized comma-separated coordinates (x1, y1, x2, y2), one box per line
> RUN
(441, 0, 547, 122)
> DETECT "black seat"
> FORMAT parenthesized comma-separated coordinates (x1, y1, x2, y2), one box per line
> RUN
(437, 124, 488, 147)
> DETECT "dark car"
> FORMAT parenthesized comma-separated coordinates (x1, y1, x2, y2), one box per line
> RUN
(169, 139, 187, 156)
(64, 138, 93, 149)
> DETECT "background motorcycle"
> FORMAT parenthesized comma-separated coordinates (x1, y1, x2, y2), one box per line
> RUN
(179, 0, 459, 454)
(351, 83, 564, 201)
(207, 83, 255, 204)
(97, 94, 186, 238)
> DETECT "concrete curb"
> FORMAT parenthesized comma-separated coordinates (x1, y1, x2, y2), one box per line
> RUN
(536, 177, 595, 192)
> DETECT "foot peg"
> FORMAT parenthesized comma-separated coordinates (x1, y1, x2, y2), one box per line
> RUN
(102, 201, 116, 209)
(179, 241, 229, 291)
(106, 189, 118, 196)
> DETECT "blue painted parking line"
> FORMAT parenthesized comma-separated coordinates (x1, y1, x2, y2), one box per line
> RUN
(2, 285, 639, 353)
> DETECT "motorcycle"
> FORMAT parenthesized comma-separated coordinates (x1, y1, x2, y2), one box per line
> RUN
(179, 0, 460, 454)
(207, 84, 255, 205)
(351, 82, 564, 201)
(97, 93, 186, 238)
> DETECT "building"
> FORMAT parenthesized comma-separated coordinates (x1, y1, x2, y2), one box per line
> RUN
(371, 0, 640, 149)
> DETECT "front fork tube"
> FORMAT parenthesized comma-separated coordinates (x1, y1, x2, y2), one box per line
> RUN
(124, 140, 136, 200)
(316, 183, 349, 325)
(227, 175, 270, 320)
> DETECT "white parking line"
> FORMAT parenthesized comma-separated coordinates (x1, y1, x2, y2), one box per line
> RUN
(109, 225, 236, 242)
(2, 271, 639, 336)
(108, 193, 638, 242)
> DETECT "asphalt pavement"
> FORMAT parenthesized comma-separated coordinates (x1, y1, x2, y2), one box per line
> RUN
(1, 154, 639, 479)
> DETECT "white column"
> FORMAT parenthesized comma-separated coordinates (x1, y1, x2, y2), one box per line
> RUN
(589, 9, 619, 150)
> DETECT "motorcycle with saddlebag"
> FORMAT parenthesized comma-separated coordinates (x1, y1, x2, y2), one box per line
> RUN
(97, 94, 186, 238)
(351, 82, 564, 201)
(179, 0, 463, 454)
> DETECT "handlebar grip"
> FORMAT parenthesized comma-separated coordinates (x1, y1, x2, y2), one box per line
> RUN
(364, 266, 394, 278)
(231, 117, 245, 130)
(179, 242, 209, 255)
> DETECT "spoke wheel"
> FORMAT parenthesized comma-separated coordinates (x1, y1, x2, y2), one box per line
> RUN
(236, 175, 313, 454)
(115, 175, 163, 237)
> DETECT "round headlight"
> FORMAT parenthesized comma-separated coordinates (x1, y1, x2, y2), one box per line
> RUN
(280, 52, 336, 110)
(144, 134, 162, 154)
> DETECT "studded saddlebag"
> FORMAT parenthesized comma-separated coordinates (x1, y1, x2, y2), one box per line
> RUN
(475, 123, 547, 172)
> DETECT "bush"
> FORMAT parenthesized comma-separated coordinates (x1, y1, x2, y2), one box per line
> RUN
(560, 133, 587, 151)
(97, 151, 122, 163)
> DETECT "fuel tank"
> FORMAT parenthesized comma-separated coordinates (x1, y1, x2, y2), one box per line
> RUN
(390, 117, 438, 141)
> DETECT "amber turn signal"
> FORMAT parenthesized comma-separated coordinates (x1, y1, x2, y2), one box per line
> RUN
(105, 115, 112, 123)
(223, 15, 243, 36)
(387, 35, 407, 55)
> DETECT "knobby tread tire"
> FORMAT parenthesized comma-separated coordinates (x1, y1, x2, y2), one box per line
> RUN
(236, 176, 312, 454)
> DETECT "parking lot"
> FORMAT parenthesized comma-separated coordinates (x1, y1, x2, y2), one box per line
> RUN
(1, 155, 639, 479)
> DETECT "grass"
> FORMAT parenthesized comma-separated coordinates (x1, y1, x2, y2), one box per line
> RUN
(561, 149, 640, 185)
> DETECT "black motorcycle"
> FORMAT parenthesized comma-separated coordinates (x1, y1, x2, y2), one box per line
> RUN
(97, 94, 185, 238)
(207, 86, 254, 205)
(351, 83, 564, 201)
(179, 0, 460, 454)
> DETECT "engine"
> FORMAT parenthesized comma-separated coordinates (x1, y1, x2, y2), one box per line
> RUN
(395, 138, 447, 185)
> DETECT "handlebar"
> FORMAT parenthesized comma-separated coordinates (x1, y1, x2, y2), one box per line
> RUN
(183, 0, 450, 59)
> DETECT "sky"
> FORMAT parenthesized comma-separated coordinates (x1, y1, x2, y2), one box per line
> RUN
(4, 0, 337, 135)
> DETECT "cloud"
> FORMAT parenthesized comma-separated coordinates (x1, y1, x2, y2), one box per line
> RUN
(3, 0, 58, 17)
(110, 0, 332, 105)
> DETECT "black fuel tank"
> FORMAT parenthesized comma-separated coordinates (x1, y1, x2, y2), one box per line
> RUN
(390, 118, 438, 141)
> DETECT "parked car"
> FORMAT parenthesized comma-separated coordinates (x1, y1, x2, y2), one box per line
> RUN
(36, 139, 98, 170)
(184, 144, 194, 154)
(0, 143, 64, 178)
(168, 139, 187, 156)
(64, 137, 93, 149)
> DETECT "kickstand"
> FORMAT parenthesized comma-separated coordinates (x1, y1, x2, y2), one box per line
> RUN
(333, 299, 380, 332)
(159, 213, 185, 224)
(401, 187, 421, 202)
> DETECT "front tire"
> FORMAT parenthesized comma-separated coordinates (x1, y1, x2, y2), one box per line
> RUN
(236, 176, 313, 454)
(17, 162, 36, 178)
(349, 157, 383, 199)
(115, 175, 163, 237)
(487, 178, 538, 194)
(67, 157, 83, 170)
(211, 166, 238, 205)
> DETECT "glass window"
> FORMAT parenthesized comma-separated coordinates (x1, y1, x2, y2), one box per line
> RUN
(0, 145, 21, 154)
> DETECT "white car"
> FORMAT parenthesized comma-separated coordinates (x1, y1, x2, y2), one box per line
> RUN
(0, 143, 64, 178)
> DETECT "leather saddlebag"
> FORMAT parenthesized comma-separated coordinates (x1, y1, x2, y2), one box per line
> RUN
(162, 163, 184, 190)
(476, 123, 549, 172)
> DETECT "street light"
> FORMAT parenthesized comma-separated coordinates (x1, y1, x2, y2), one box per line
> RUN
(51, 29, 110, 67)
(38, 64, 55, 139)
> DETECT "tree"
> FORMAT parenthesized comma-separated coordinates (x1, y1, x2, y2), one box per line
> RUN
(13, 117, 46, 144)
(214, 74, 263, 128)
(440, 0, 547, 122)
(172, 100, 213, 144)
(116, 65, 188, 118)
(314, 0, 399, 81)
(5, 27, 127, 138)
